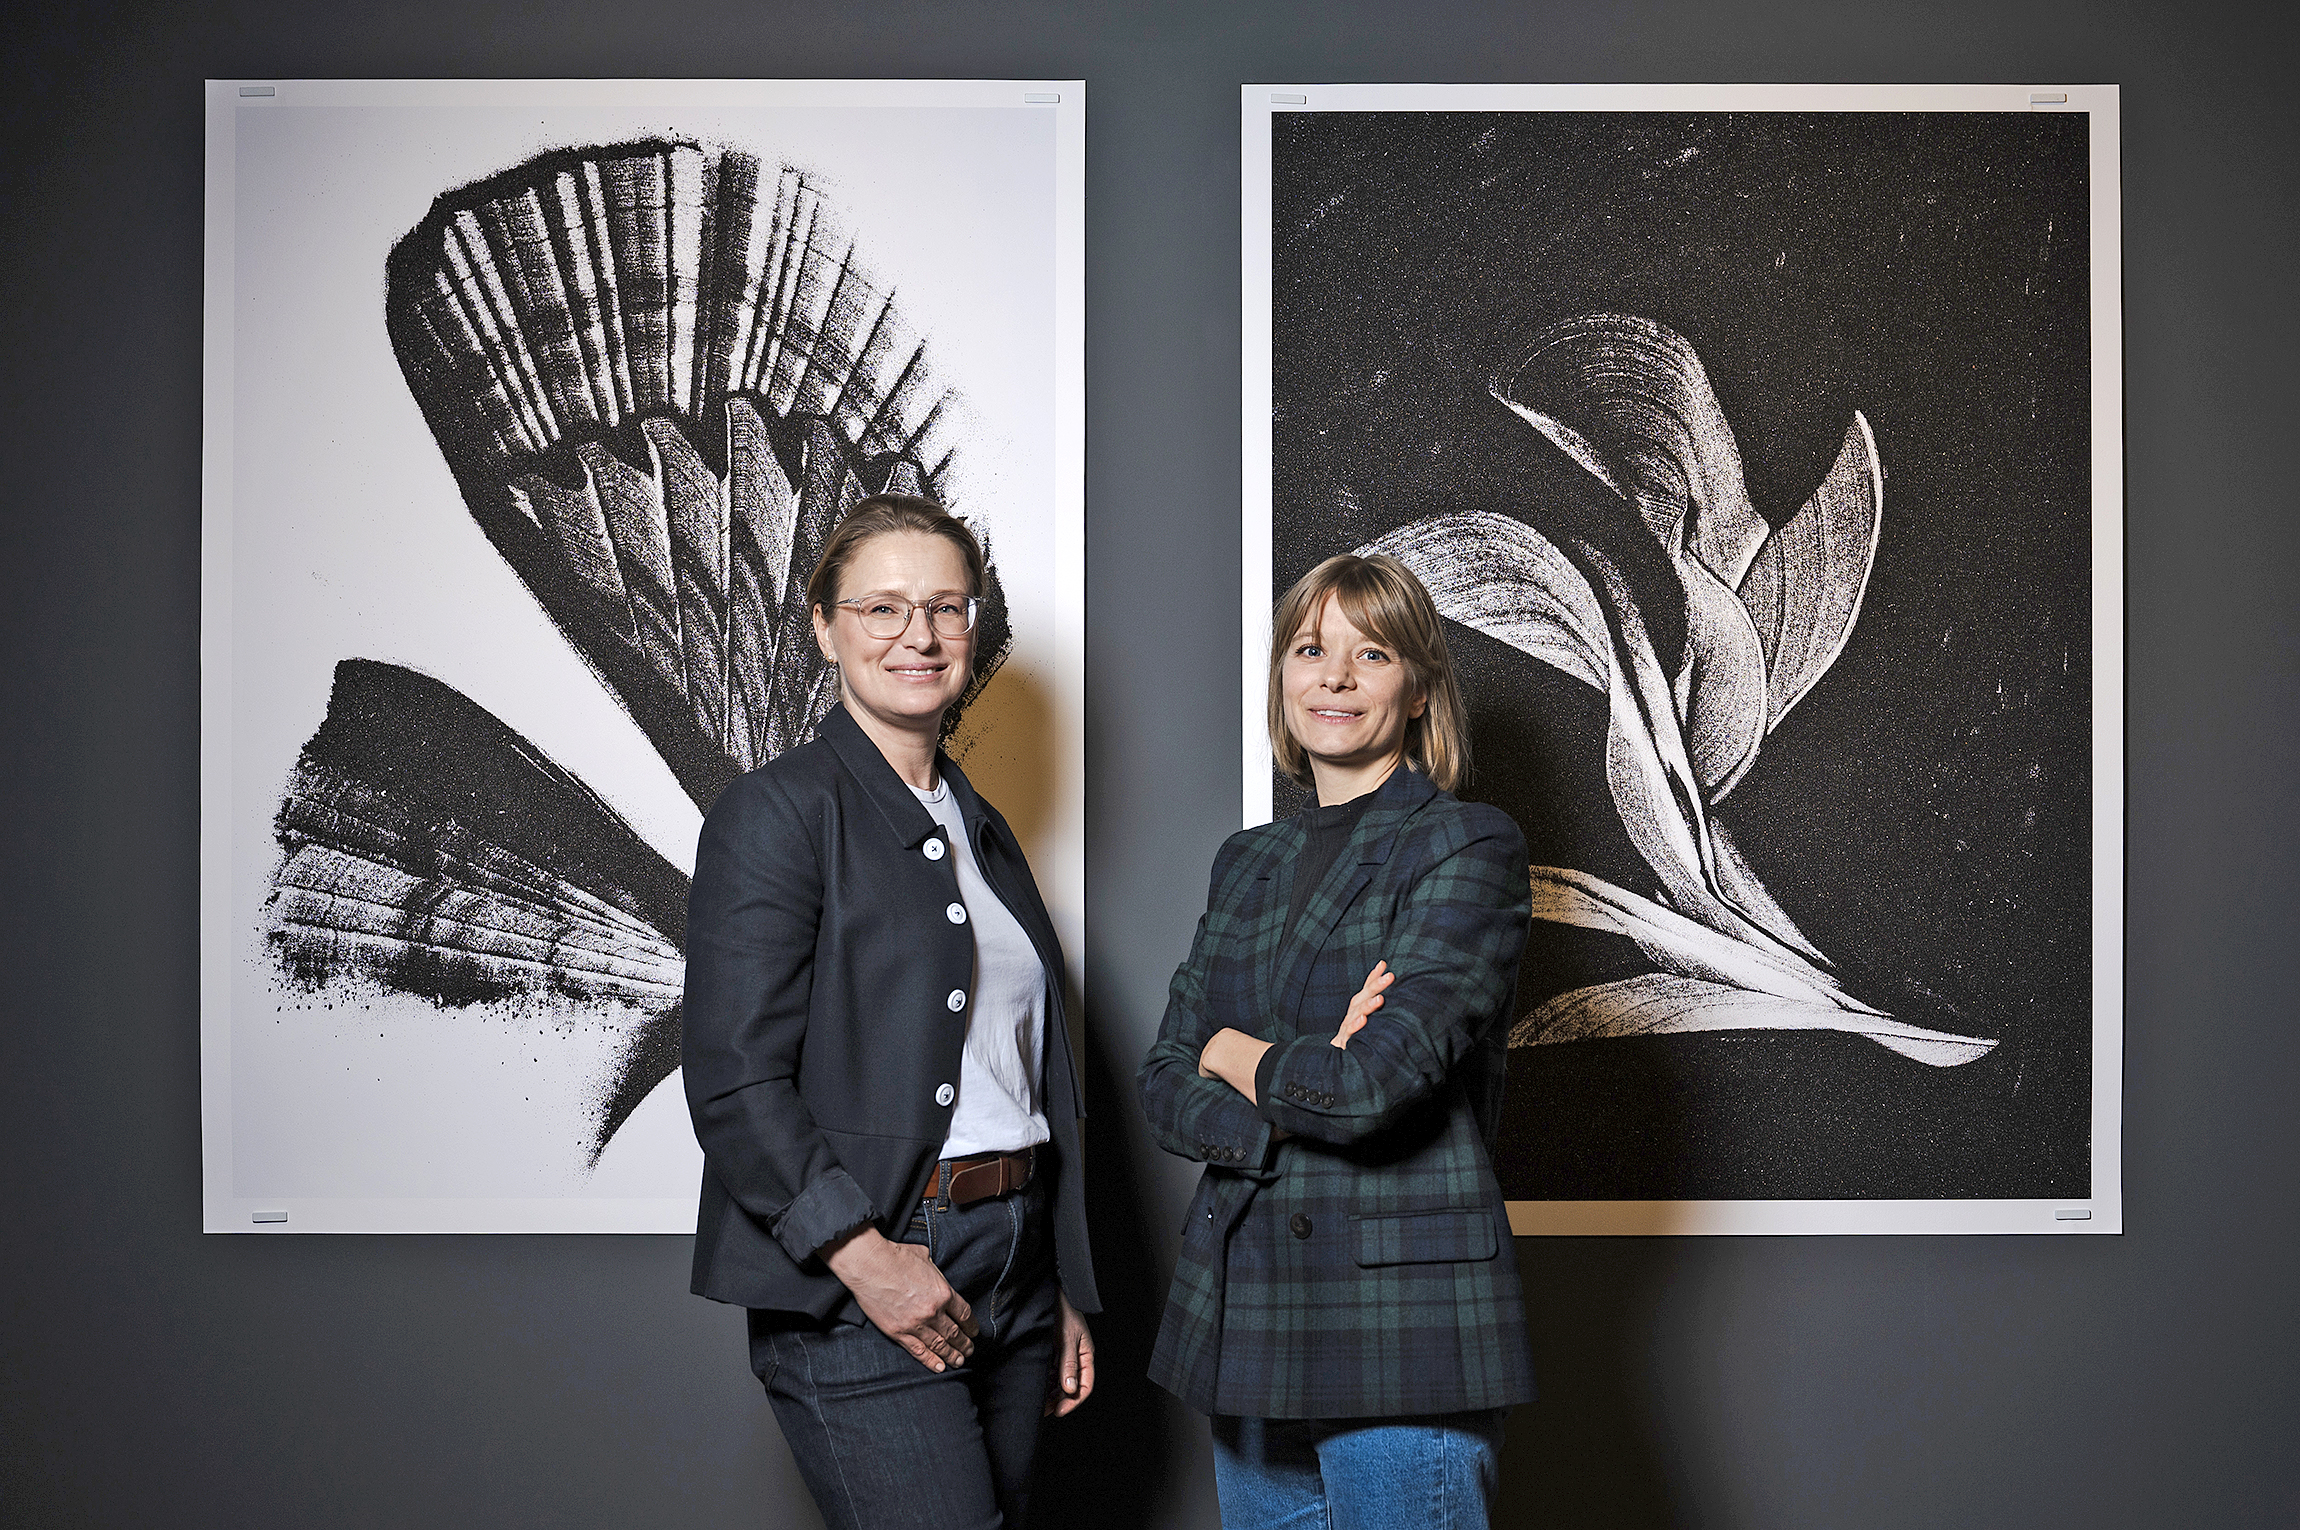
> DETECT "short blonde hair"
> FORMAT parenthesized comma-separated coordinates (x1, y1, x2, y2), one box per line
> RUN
(1268, 553, 1468, 792)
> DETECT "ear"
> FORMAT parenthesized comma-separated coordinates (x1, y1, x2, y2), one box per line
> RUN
(811, 603, 836, 663)
(1409, 686, 1429, 720)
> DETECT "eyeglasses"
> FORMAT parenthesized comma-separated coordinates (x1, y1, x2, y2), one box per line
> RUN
(834, 592, 980, 640)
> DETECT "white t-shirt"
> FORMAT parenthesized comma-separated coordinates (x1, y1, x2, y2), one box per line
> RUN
(910, 779, 1051, 1158)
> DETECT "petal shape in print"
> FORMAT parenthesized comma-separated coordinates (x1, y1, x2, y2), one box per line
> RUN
(1491, 316, 1776, 796)
(1492, 312, 1771, 589)
(266, 659, 691, 1163)
(1365, 511, 1819, 965)
(1737, 412, 1885, 732)
(1670, 549, 1772, 798)
(1363, 509, 1609, 694)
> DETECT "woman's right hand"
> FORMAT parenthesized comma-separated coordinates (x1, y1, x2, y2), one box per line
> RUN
(1331, 960, 1393, 1049)
(820, 1225, 979, 1372)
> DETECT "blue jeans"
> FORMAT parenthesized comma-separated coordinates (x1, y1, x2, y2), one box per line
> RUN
(749, 1174, 1060, 1530)
(1209, 1410, 1510, 1530)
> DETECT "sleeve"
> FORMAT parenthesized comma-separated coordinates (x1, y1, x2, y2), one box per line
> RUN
(1136, 836, 1278, 1170)
(681, 773, 877, 1263)
(1252, 807, 1531, 1145)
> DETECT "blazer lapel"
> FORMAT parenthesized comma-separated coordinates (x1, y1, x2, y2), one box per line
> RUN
(1252, 825, 1305, 1023)
(817, 704, 945, 852)
(1272, 768, 1439, 1031)
(940, 757, 1064, 990)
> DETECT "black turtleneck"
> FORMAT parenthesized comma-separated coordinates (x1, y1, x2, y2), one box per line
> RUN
(1287, 784, 1379, 936)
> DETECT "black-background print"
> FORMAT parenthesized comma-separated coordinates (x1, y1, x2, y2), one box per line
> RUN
(1271, 111, 2095, 1198)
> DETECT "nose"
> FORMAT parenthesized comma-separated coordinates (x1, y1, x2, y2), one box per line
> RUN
(898, 604, 940, 646)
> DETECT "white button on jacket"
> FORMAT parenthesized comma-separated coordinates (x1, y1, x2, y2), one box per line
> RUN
(946, 902, 967, 924)
(946, 989, 967, 1012)
(923, 838, 946, 861)
(935, 1083, 955, 1107)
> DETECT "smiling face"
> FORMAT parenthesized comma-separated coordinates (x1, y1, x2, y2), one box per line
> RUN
(811, 530, 975, 740)
(1282, 593, 1427, 802)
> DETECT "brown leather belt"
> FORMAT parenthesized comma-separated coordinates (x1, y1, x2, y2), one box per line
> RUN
(925, 1147, 1034, 1207)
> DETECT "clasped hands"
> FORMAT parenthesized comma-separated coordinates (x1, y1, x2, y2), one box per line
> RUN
(1196, 960, 1393, 1108)
(821, 1221, 1094, 1413)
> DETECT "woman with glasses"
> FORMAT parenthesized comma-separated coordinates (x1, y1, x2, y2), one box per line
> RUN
(684, 495, 1097, 1530)
(1139, 553, 1534, 1530)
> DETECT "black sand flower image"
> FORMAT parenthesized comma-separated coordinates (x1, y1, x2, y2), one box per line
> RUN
(1369, 313, 1995, 1066)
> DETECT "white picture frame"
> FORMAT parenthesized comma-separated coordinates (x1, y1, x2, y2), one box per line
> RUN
(203, 78, 1085, 1232)
(1242, 83, 2121, 1236)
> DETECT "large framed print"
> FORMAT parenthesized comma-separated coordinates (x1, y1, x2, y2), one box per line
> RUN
(203, 79, 1085, 1232)
(1243, 84, 2121, 1235)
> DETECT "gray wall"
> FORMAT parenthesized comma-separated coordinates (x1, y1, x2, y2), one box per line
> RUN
(3, 2, 2294, 1525)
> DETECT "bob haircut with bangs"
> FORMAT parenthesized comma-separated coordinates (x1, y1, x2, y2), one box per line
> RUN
(1268, 552, 1469, 793)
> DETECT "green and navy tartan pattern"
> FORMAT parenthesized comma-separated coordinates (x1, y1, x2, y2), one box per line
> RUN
(1140, 768, 1537, 1419)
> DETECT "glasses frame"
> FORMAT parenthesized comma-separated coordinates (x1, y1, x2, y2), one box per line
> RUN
(832, 591, 981, 641)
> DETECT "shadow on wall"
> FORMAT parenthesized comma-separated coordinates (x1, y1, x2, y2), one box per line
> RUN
(1031, 990, 1185, 1528)
(949, 661, 1060, 853)
(1498, 1041, 1696, 1523)
(1502, 1236, 1695, 1528)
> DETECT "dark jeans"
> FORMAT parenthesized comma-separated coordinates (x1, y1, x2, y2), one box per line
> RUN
(749, 1173, 1060, 1530)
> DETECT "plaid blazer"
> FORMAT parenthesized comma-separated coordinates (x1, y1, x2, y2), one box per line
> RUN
(1140, 767, 1536, 1419)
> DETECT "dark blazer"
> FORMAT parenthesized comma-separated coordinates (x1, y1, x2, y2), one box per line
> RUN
(1139, 767, 1534, 1419)
(683, 704, 1098, 1321)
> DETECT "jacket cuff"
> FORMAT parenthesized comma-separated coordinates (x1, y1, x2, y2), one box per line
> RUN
(1256, 1035, 1347, 1133)
(1189, 1085, 1272, 1169)
(773, 1169, 878, 1264)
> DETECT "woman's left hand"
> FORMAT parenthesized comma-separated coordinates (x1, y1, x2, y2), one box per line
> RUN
(1331, 960, 1393, 1049)
(1045, 1291, 1096, 1417)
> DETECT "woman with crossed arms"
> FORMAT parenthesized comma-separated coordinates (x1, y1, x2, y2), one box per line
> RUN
(684, 496, 1095, 1530)
(1139, 552, 1535, 1529)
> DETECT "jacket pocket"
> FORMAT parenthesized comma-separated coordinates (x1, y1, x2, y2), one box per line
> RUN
(1350, 1206, 1498, 1266)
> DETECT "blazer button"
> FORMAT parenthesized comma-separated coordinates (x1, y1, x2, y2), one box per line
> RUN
(946, 990, 967, 1012)
(1289, 1213, 1313, 1240)
(935, 1083, 955, 1106)
(924, 838, 946, 861)
(946, 902, 967, 924)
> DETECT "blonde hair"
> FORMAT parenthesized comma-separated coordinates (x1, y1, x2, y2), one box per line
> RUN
(1268, 553, 1468, 792)
(805, 494, 986, 613)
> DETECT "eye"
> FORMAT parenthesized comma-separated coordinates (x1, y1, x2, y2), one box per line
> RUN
(1358, 647, 1390, 664)
(1294, 642, 1324, 659)
(864, 599, 902, 618)
(929, 597, 967, 619)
